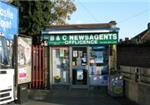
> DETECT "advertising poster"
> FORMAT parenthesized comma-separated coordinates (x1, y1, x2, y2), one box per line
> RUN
(95, 51, 104, 63)
(60, 48, 64, 57)
(73, 50, 78, 57)
(17, 36, 32, 84)
(89, 75, 108, 86)
(0, 1, 18, 39)
(77, 69, 83, 80)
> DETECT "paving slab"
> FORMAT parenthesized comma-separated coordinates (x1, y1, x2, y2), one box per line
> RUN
(7, 88, 139, 105)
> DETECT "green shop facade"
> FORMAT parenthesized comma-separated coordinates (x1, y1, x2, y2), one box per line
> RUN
(41, 22, 119, 88)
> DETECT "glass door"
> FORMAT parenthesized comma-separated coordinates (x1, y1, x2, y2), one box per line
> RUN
(51, 47, 69, 84)
(72, 47, 88, 85)
(88, 45, 109, 86)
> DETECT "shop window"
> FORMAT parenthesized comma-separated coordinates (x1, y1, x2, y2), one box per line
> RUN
(52, 47, 69, 84)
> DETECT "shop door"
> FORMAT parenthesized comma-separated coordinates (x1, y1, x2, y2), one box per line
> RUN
(72, 47, 88, 85)
(51, 47, 69, 84)
(88, 46, 109, 86)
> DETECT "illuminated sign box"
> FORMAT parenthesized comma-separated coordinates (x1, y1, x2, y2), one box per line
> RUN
(16, 36, 32, 84)
(42, 32, 118, 45)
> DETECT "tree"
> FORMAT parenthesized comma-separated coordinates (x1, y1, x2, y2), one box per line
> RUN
(12, 0, 76, 36)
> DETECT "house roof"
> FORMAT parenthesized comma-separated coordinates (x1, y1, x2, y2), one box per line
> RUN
(42, 21, 119, 34)
(46, 23, 113, 30)
(141, 29, 150, 41)
(131, 23, 150, 43)
(131, 29, 150, 42)
(131, 29, 148, 40)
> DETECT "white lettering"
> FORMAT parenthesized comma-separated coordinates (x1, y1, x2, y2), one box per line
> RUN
(0, 8, 13, 19)
(62, 35, 67, 40)
(69, 36, 74, 40)
(56, 36, 60, 41)
(74, 35, 78, 40)
(0, 20, 11, 30)
(78, 35, 84, 40)
(108, 34, 113, 39)
(94, 35, 99, 40)
(89, 35, 94, 40)
(103, 34, 109, 40)
(49, 36, 55, 41)
(113, 34, 117, 39)
(85, 35, 89, 40)
(64, 40, 97, 45)
(99, 35, 103, 40)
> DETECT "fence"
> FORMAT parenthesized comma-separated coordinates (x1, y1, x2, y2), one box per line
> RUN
(119, 65, 150, 105)
(29, 45, 47, 89)
(117, 46, 150, 68)
(119, 65, 150, 86)
(117, 46, 150, 85)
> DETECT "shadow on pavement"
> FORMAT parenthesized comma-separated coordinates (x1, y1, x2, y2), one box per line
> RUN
(28, 88, 139, 105)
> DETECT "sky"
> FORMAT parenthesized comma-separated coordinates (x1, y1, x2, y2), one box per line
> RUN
(67, 0, 150, 39)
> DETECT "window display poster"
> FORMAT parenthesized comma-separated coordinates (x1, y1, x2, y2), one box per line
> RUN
(76, 57, 81, 66)
(56, 49, 60, 58)
(101, 65, 108, 75)
(96, 66, 102, 75)
(17, 36, 32, 84)
(81, 57, 86, 65)
(89, 75, 108, 86)
(60, 48, 64, 57)
(63, 71, 67, 82)
(73, 50, 78, 57)
(89, 65, 96, 75)
(78, 51, 82, 57)
(77, 69, 83, 80)
(72, 61, 75, 66)
(95, 51, 104, 63)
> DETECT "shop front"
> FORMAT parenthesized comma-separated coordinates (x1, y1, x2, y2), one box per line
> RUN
(41, 23, 119, 88)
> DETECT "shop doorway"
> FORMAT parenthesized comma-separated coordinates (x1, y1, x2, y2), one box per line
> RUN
(72, 47, 88, 85)
(51, 47, 70, 84)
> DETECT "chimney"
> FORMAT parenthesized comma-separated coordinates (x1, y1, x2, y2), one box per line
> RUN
(148, 23, 150, 29)
(125, 37, 129, 41)
(125, 37, 130, 44)
(109, 21, 117, 25)
(109, 21, 119, 32)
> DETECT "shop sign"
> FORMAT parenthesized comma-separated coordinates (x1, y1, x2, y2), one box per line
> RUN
(42, 32, 118, 45)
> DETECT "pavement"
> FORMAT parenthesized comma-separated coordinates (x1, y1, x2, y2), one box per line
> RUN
(7, 88, 139, 105)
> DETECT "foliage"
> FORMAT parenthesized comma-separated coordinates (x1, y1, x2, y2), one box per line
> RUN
(11, 0, 76, 36)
